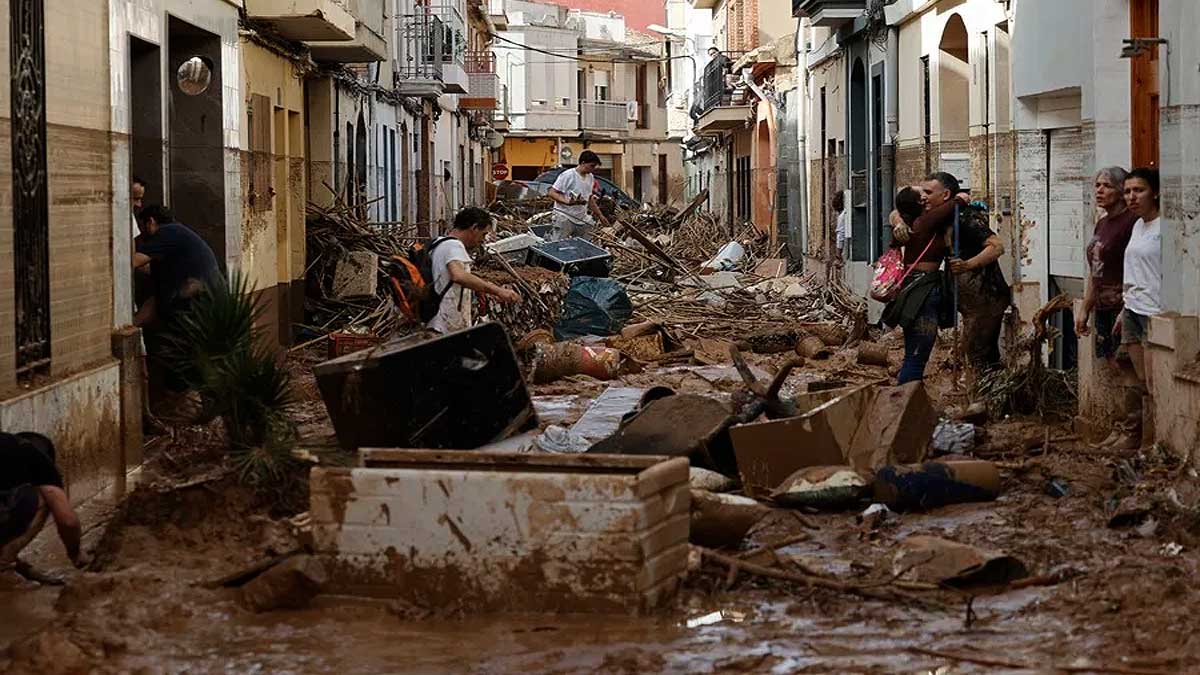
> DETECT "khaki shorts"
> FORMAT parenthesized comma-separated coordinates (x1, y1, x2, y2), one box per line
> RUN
(551, 213, 594, 242)
(1121, 310, 1151, 345)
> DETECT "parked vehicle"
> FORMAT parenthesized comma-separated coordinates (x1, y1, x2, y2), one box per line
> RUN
(532, 167, 641, 211)
(493, 167, 640, 212)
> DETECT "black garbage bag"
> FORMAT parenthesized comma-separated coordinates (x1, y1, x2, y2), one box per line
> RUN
(554, 276, 633, 340)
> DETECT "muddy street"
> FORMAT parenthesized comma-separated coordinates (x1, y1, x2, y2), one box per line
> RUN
(4, 340, 1199, 675)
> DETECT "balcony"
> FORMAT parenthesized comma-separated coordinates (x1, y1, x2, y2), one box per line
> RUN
(395, 2, 468, 97)
(461, 51, 499, 110)
(307, 20, 388, 62)
(791, 0, 867, 26)
(691, 59, 752, 134)
(245, 0, 355, 41)
(488, 0, 508, 29)
(580, 100, 631, 132)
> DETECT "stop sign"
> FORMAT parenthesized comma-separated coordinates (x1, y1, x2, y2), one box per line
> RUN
(491, 163, 510, 181)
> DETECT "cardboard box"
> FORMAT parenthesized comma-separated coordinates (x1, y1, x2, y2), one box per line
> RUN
(731, 382, 936, 496)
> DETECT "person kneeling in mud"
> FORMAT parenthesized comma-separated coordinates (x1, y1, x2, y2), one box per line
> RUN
(883, 178, 959, 384)
(0, 433, 87, 589)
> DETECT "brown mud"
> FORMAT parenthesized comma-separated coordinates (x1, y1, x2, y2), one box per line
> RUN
(4, 340, 1200, 674)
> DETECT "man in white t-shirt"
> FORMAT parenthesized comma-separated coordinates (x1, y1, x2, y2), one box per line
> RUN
(428, 207, 521, 334)
(547, 151, 611, 241)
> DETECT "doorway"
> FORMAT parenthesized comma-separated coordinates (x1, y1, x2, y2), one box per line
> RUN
(1130, 0, 1159, 167)
(168, 16, 226, 264)
(938, 14, 971, 187)
(130, 37, 163, 204)
(849, 58, 868, 262)
(658, 154, 668, 204)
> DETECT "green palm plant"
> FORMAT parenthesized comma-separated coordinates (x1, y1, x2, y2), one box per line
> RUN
(159, 270, 300, 490)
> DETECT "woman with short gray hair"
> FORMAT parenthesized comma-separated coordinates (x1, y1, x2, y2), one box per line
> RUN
(1076, 166, 1137, 448)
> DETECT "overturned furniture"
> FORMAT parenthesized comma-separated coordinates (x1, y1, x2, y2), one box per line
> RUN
(313, 322, 537, 450)
(311, 450, 690, 614)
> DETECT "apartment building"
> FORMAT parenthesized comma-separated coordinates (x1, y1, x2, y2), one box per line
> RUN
(0, 0, 504, 504)
(792, 0, 1200, 457)
(687, 0, 796, 247)
(494, 1, 682, 204)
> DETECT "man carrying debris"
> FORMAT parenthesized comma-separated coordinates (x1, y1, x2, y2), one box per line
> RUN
(429, 207, 521, 334)
(547, 151, 610, 241)
(0, 433, 87, 589)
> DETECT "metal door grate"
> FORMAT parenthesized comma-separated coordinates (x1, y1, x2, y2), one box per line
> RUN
(11, 0, 51, 378)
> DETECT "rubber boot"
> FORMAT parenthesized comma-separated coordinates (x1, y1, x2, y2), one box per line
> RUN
(1095, 387, 1143, 450)
(1099, 386, 1142, 449)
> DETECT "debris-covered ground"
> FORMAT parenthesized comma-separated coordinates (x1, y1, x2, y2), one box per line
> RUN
(4, 197, 1198, 674)
(5, 338, 1200, 675)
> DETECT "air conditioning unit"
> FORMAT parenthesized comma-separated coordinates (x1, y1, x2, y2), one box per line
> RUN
(626, 101, 639, 121)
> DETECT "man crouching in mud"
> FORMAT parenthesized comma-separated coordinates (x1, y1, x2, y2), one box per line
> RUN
(0, 432, 87, 589)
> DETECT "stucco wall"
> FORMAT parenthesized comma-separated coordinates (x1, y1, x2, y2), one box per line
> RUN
(0, 364, 123, 503)
(0, 0, 115, 390)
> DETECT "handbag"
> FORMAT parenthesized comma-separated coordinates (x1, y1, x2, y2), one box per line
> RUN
(869, 235, 937, 303)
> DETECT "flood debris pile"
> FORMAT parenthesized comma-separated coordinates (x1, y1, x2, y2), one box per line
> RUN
(304, 200, 415, 338)
(976, 293, 1079, 419)
(473, 265, 571, 338)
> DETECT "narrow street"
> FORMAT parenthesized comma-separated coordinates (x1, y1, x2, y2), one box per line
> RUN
(3, 0, 1200, 673)
(5, 334, 1200, 673)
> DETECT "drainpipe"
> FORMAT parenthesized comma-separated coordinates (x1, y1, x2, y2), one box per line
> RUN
(884, 24, 899, 234)
(334, 81, 342, 196)
(795, 20, 808, 259)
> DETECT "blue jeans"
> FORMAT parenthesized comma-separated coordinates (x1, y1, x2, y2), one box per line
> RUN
(898, 283, 942, 384)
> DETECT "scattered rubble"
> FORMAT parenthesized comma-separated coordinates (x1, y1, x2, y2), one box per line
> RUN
(13, 193, 1200, 671)
(689, 490, 770, 549)
(892, 536, 1028, 588)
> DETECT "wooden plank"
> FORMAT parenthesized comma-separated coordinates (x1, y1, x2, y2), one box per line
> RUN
(359, 448, 671, 473)
(633, 456, 690, 499)
(673, 188, 710, 225)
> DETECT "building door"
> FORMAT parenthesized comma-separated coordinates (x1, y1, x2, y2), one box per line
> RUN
(1046, 126, 1085, 369)
(849, 58, 868, 262)
(871, 70, 887, 259)
(658, 154, 668, 204)
(1130, 0, 1159, 167)
(130, 37, 163, 204)
(168, 16, 226, 265)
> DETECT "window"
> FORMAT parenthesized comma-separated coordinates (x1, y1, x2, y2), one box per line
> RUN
(388, 128, 398, 221)
(248, 94, 272, 211)
(594, 71, 609, 101)
(12, 0, 50, 378)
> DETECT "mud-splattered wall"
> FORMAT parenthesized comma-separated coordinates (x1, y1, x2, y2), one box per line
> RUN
(240, 40, 307, 348)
